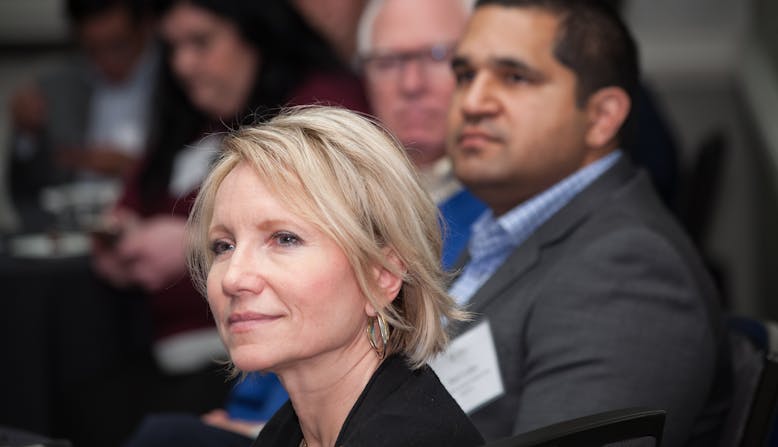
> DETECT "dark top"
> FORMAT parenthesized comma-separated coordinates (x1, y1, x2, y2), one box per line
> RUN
(252, 355, 484, 447)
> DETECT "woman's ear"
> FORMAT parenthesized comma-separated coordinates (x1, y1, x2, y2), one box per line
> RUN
(365, 248, 405, 317)
(584, 86, 631, 149)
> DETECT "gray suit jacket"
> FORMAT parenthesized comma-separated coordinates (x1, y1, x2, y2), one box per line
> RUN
(451, 158, 730, 447)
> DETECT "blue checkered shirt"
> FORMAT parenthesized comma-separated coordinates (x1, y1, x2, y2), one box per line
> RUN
(449, 151, 622, 306)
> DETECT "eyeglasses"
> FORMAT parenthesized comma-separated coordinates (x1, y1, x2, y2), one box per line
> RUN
(360, 43, 455, 80)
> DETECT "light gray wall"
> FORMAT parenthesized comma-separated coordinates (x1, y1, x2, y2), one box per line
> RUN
(745, 0, 778, 318)
(624, 0, 748, 84)
(621, 0, 766, 316)
(0, 0, 68, 45)
(754, 0, 778, 76)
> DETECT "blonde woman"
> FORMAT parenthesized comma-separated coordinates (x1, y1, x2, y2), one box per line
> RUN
(187, 106, 483, 447)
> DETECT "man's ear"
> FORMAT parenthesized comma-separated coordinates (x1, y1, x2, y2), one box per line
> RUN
(584, 86, 631, 149)
(365, 248, 405, 317)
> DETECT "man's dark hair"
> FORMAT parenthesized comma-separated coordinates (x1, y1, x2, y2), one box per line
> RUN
(475, 0, 639, 107)
(65, 0, 148, 25)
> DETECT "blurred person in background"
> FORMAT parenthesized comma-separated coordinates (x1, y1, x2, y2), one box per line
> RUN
(64, 0, 368, 445)
(293, 0, 367, 64)
(357, 0, 486, 269)
(7, 0, 158, 225)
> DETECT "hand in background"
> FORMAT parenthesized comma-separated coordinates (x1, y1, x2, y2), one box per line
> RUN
(58, 146, 138, 178)
(91, 207, 140, 288)
(10, 83, 47, 133)
(202, 409, 264, 439)
(118, 215, 189, 292)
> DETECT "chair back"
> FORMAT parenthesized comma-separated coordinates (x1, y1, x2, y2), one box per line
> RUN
(719, 316, 778, 447)
(483, 407, 665, 447)
(741, 352, 778, 446)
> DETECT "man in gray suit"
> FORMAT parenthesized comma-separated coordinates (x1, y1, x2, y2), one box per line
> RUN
(444, 1, 730, 445)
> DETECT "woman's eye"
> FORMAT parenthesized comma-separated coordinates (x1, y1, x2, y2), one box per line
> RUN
(210, 240, 234, 255)
(273, 232, 302, 247)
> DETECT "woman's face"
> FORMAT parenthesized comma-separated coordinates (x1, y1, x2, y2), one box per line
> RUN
(206, 163, 372, 373)
(161, 3, 259, 118)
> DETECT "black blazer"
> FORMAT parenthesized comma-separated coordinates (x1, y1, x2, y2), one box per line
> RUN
(252, 355, 484, 446)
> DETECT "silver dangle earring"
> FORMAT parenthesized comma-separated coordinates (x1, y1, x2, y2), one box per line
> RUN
(367, 313, 390, 359)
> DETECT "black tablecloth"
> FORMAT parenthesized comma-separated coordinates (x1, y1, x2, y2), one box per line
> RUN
(0, 250, 151, 435)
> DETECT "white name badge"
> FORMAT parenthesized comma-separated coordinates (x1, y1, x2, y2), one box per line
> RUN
(430, 320, 505, 413)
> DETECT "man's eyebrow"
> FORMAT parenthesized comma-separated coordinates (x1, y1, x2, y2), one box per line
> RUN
(451, 54, 540, 73)
(492, 57, 531, 71)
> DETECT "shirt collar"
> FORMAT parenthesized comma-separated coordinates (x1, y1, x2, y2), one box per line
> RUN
(417, 157, 463, 204)
(473, 150, 623, 250)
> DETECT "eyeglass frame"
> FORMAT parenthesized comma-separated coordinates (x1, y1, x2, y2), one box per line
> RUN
(357, 42, 457, 79)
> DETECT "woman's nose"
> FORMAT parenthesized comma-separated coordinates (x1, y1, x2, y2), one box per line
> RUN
(221, 248, 265, 298)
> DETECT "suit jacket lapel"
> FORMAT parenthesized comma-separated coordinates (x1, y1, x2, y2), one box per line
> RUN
(462, 237, 541, 315)
(461, 157, 638, 317)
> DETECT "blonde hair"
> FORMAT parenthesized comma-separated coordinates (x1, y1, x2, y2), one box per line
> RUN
(187, 106, 466, 369)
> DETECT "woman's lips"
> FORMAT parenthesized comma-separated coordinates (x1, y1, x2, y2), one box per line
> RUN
(227, 312, 281, 332)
